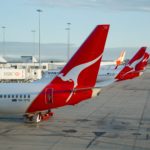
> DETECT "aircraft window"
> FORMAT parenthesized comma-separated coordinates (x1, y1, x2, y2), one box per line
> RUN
(8, 95, 10, 98)
(24, 95, 26, 98)
(4, 95, 6, 98)
(20, 95, 22, 98)
(12, 95, 14, 98)
(0, 95, 2, 98)
(28, 95, 30, 98)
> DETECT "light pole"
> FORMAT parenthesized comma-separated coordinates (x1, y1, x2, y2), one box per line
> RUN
(2, 26, 6, 57)
(66, 23, 71, 61)
(31, 30, 36, 57)
(36, 9, 42, 69)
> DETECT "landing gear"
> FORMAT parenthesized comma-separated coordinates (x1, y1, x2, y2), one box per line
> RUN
(41, 110, 53, 121)
(24, 110, 53, 123)
(24, 113, 41, 123)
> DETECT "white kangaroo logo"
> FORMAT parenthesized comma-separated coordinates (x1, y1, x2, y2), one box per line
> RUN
(122, 54, 145, 78)
(57, 54, 102, 102)
(127, 55, 145, 69)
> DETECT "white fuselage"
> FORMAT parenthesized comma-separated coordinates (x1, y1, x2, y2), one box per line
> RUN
(97, 65, 123, 82)
(0, 82, 47, 114)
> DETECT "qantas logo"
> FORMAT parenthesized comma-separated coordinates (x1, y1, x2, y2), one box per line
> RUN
(57, 54, 102, 102)
(120, 54, 146, 78)
(127, 55, 145, 69)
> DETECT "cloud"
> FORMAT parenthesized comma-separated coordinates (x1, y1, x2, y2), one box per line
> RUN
(27, 0, 150, 12)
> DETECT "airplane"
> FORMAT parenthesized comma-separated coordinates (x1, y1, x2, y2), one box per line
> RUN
(0, 24, 109, 123)
(97, 47, 149, 82)
(41, 47, 149, 83)
(96, 47, 149, 88)
(115, 48, 149, 81)
(0, 25, 148, 123)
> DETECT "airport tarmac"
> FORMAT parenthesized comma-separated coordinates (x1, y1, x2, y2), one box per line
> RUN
(0, 73, 150, 150)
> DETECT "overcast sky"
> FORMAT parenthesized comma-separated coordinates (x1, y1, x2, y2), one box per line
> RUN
(0, 0, 150, 48)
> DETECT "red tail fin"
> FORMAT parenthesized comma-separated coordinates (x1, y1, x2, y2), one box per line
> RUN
(115, 47, 148, 81)
(27, 25, 110, 112)
(135, 52, 149, 71)
(52, 25, 110, 89)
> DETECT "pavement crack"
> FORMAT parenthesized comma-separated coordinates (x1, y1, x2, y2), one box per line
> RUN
(86, 132, 106, 149)
(0, 129, 12, 135)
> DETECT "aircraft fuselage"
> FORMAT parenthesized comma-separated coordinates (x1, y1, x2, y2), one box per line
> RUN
(0, 82, 46, 114)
